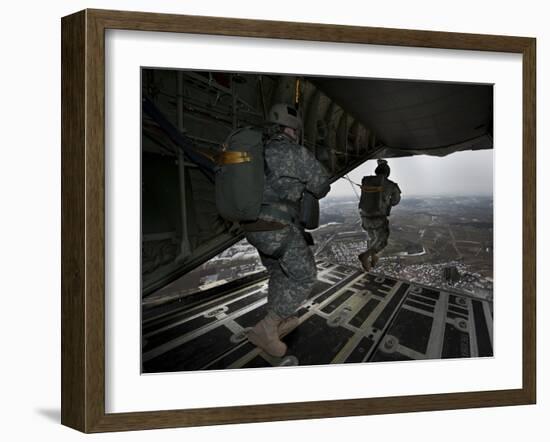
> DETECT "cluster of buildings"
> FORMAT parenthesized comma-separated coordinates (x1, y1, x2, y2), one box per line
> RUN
(314, 229, 493, 300)
(315, 231, 368, 268)
(370, 259, 493, 300)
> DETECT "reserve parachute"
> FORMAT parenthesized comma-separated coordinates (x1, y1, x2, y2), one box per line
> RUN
(215, 127, 265, 222)
(215, 126, 321, 230)
(359, 175, 387, 217)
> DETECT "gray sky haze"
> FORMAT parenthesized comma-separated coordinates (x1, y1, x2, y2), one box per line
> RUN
(329, 149, 493, 198)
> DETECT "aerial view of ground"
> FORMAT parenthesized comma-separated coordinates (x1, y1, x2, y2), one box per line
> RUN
(149, 195, 493, 303)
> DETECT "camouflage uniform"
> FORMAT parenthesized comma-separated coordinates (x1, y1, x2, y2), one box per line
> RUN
(244, 133, 330, 318)
(360, 177, 401, 256)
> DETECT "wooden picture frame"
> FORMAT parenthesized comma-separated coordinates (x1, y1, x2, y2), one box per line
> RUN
(61, 8, 536, 433)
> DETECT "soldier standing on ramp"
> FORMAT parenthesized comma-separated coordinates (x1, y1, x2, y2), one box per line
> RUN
(242, 103, 331, 357)
(358, 159, 401, 272)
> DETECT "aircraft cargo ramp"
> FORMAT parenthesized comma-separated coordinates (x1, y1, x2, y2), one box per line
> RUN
(142, 261, 493, 373)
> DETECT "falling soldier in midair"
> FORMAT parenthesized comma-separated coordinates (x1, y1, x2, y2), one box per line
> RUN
(242, 103, 331, 357)
(358, 159, 401, 272)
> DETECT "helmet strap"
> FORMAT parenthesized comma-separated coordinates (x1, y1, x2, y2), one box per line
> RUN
(283, 126, 298, 142)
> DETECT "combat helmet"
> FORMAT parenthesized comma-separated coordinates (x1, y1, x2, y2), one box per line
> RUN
(267, 103, 303, 131)
(375, 159, 391, 177)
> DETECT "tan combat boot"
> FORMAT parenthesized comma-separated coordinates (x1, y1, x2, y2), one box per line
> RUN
(247, 311, 287, 357)
(278, 316, 299, 337)
(358, 252, 371, 272)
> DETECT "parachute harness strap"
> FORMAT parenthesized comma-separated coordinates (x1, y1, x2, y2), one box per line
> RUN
(362, 186, 384, 193)
(215, 150, 251, 165)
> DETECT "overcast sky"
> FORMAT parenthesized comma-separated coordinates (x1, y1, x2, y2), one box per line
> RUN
(329, 149, 494, 198)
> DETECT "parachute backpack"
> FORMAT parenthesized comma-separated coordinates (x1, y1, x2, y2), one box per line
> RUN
(215, 127, 265, 222)
(359, 175, 386, 218)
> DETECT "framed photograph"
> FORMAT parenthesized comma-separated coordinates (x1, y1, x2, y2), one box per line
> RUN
(61, 9, 536, 433)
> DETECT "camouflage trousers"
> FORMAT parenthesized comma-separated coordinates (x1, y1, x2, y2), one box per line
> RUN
(244, 224, 317, 318)
(361, 216, 389, 255)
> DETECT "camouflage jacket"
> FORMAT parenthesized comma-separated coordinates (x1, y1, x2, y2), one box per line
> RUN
(259, 133, 330, 224)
